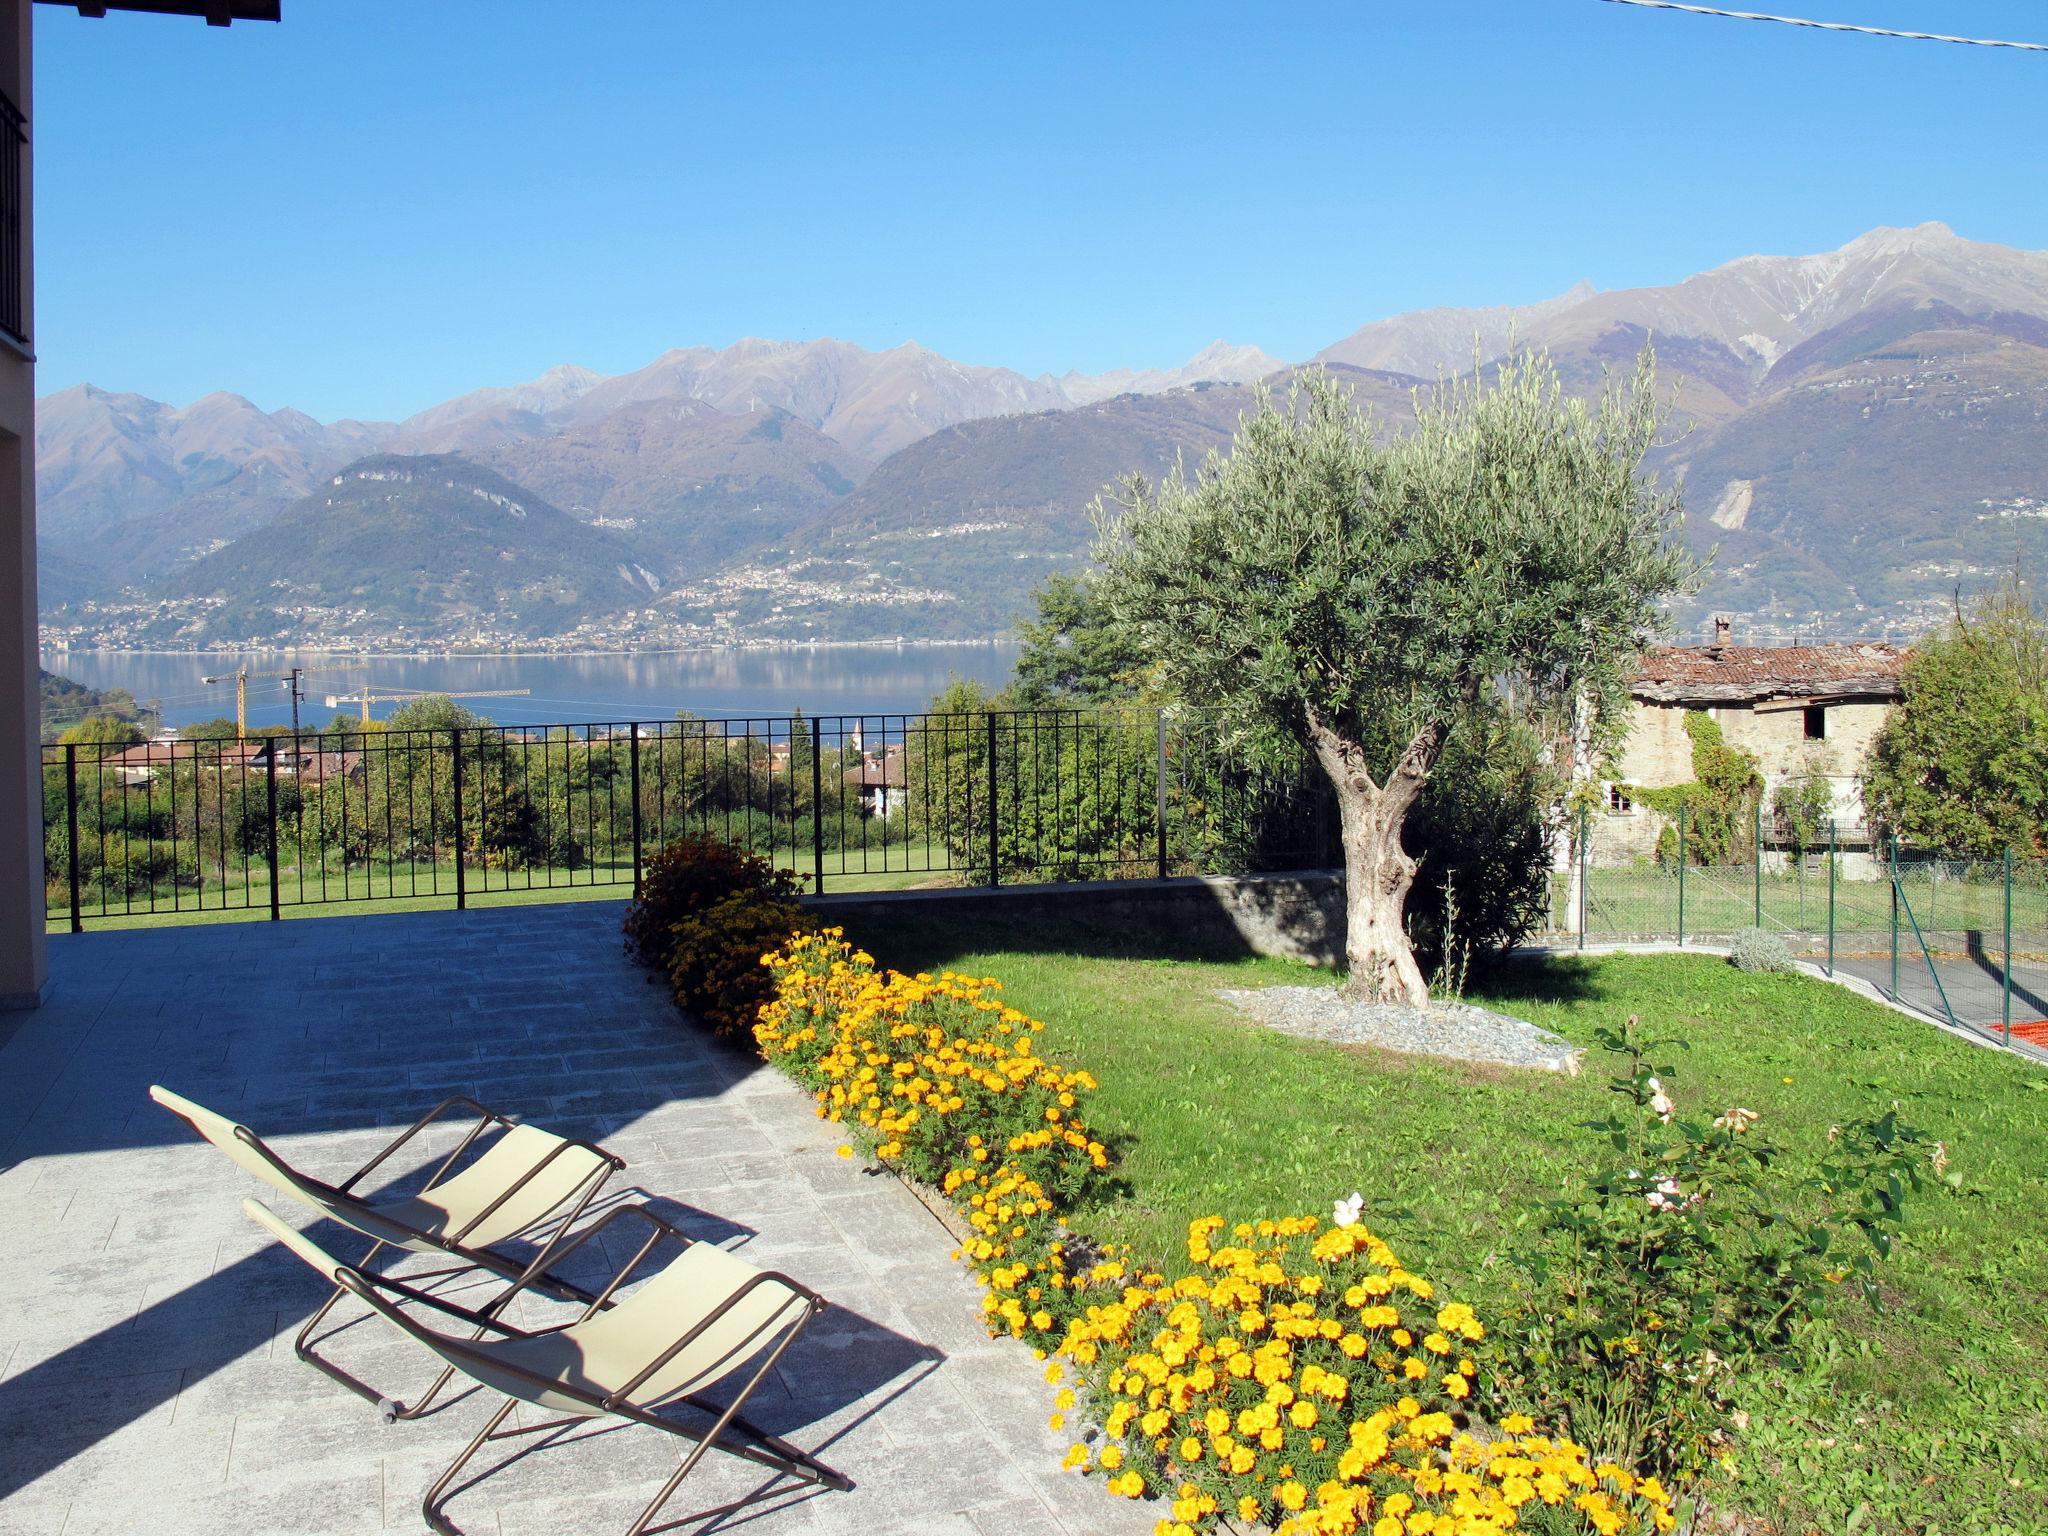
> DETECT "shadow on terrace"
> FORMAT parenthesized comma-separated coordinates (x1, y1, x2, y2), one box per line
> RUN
(0, 902, 1126, 1535)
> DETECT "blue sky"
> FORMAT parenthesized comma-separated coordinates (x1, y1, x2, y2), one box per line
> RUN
(31, 0, 2048, 423)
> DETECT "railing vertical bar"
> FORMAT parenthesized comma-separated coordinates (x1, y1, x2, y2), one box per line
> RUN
(1156, 712, 1168, 880)
(1998, 843, 2015, 1048)
(64, 745, 81, 932)
(1888, 834, 1899, 999)
(451, 727, 467, 911)
(1752, 797, 1763, 929)
(630, 727, 644, 897)
(810, 717, 825, 895)
(1577, 804, 1588, 949)
(1826, 819, 1837, 977)
(265, 751, 281, 923)
(986, 712, 1000, 888)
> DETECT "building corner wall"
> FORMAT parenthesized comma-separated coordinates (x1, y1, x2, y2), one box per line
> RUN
(0, 0, 43, 1009)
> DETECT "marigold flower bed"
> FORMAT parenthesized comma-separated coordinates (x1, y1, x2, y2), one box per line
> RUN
(755, 930, 1673, 1536)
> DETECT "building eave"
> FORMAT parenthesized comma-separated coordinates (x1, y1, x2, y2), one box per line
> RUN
(34, 1, 280, 24)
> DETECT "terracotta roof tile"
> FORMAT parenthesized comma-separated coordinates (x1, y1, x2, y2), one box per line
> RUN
(1631, 642, 1906, 704)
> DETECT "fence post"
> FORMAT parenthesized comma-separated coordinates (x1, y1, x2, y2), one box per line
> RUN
(64, 745, 82, 933)
(629, 727, 644, 898)
(1676, 799, 1687, 947)
(1752, 797, 1763, 929)
(1155, 713, 1169, 881)
(810, 717, 825, 897)
(1826, 819, 1837, 977)
(1888, 834, 1899, 999)
(450, 728, 467, 912)
(1577, 804, 1588, 949)
(985, 712, 1000, 888)
(264, 750, 281, 923)
(1998, 843, 2015, 1048)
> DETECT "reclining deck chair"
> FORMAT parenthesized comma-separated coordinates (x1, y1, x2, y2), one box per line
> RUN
(246, 1197, 854, 1536)
(151, 1085, 624, 1418)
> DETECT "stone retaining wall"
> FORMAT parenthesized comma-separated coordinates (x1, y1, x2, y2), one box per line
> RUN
(804, 871, 1346, 967)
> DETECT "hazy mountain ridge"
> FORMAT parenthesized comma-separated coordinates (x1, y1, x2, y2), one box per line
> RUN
(34, 333, 1282, 597)
(35, 223, 2048, 648)
(156, 455, 659, 643)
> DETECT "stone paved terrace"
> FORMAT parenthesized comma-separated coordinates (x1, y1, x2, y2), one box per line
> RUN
(0, 904, 1149, 1536)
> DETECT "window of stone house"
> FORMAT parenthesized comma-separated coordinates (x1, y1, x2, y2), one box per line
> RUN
(1803, 704, 1826, 740)
(1607, 784, 1633, 814)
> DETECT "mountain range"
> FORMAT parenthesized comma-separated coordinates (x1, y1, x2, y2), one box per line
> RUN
(37, 222, 2048, 648)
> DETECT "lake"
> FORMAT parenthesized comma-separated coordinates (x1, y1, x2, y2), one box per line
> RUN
(41, 644, 1023, 730)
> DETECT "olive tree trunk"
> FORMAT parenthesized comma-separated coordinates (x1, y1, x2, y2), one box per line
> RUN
(1308, 714, 1444, 1006)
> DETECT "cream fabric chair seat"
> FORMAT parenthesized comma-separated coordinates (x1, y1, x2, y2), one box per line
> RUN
(151, 1084, 624, 1418)
(246, 1198, 852, 1536)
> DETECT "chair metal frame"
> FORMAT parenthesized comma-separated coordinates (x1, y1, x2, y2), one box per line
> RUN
(258, 1199, 853, 1535)
(156, 1089, 625, 1419)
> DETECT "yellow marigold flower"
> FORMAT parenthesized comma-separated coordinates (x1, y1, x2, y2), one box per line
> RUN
(1054, 1387, 1075, 1411)
(1276, 1481, 1308, 1512)
(1239, 1496, 1262, 1523)
(1047, 1413, 1064, 1431)
(1180, 1436, 1204, 1462)
(1290, 1400, 1319, 1429)
(1100, 1444, 1124, 1470)
(1502, 1413, 1535, 1435)
(834, 1145, 853, 1159)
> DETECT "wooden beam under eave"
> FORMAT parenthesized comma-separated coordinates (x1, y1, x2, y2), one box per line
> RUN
(32, 1, 281, 23)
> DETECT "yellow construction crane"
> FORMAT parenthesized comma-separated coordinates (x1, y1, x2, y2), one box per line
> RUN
(321, 686, 532, 725)
(200, 665, 306, 738)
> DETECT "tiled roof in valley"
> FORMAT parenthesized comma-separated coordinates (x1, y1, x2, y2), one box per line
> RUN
(1632, 641, 1906, 704)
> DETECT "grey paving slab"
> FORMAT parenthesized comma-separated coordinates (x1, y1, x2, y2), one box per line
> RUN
(0, 903, 1145, 1536)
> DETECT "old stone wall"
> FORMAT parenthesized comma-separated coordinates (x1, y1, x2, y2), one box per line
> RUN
(806, 871, 1347, 968)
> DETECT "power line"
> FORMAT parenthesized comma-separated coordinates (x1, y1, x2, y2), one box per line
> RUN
(1599, 0, 2048, 51)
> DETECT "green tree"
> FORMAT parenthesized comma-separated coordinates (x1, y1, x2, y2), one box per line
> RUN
(789, 706, 816, 817)
(1011, 572, 1158, 707)
(59, 713, 145, 747)
(1863, 575, 2048, 857)
(1092, 357, 1696, 1003)
(180, 716, 242, 741)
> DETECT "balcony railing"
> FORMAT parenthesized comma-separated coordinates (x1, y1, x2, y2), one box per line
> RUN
(40, 708, 1341, 928)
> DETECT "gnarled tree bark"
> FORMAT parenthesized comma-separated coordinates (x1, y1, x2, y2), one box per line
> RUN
(1307, 711, 1445, 1005)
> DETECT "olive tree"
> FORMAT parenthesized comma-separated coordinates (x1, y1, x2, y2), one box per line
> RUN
(1092, 356, 1695, 1003)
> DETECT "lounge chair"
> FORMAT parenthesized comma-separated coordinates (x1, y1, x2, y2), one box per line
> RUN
(150, 1085, 623, 1418)
(245, 1197, 854, 1536)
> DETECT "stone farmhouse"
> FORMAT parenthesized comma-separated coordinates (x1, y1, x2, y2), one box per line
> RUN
(1597, 618, 1906, 864)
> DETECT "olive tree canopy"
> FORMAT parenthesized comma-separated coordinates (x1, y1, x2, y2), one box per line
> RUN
(1092, 353, 1697, 1002)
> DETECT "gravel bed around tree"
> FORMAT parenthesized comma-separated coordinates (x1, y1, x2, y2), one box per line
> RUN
(1216, 986, 1584, 1074)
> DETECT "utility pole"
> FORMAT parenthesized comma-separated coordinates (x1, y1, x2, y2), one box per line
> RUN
(284, 667, 303, 736)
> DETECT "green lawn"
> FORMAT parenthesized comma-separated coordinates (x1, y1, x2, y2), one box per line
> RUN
(855, 909, 2048, 1536)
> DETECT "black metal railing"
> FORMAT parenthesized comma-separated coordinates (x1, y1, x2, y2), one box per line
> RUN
(40, 709, 1341, 928)
(0, 86, 24, 349)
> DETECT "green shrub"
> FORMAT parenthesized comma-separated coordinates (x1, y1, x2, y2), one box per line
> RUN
(1729, 926, 1796, 973)
(1487, 1016, 1935, 1487)
(621, 831, 802, 967)
(666, 890, 815, 1037)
